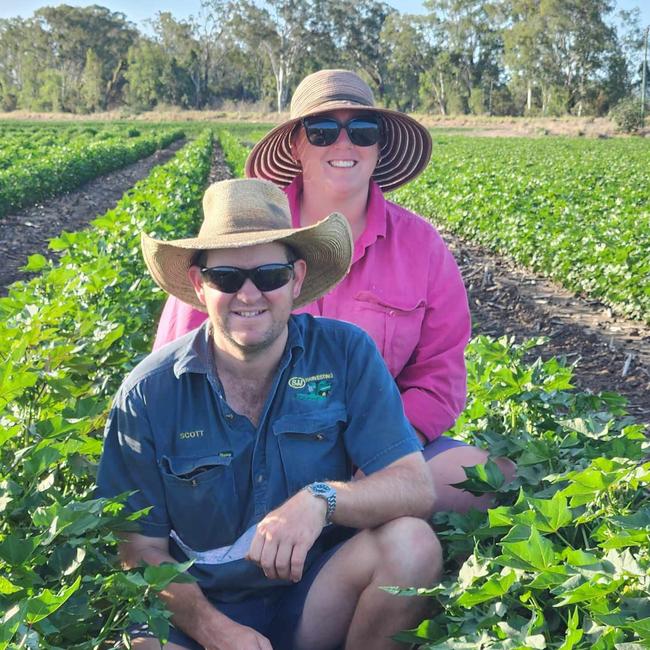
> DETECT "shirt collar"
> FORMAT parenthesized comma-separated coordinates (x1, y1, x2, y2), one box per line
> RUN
(285, 175, 387, 262)
(172, 318, 305, 378)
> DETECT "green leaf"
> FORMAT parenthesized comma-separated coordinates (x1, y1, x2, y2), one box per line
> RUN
(527, 492, 573, 533)
(21, 254, 48, 272)
(553, 576, 624, 606)
(0, 575, 22, 595)
(455, 570, 517, 607)
(0, 535, 41, 566)
(452, 458, 506, 494)
(501, 527, 557, 571)
(557, 608, 583, 650)
(0, 602, 27, 649)
(143, 561, 196, 590)
(25, 576, 81, 623)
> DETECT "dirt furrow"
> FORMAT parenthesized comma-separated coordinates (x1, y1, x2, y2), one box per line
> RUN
(0, 138, 187, 294)
(443, 231, 650, 422)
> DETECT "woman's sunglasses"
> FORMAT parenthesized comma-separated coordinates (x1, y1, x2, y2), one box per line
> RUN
(301, 115, 382, 147)
(200, 263, 295, 293)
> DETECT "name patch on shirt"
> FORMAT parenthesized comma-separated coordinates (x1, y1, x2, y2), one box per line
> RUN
(288, 373, 334, 401)
(179, 429, 204, 440)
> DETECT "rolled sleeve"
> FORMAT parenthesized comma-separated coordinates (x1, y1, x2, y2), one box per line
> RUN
(96, 387, 170, 537)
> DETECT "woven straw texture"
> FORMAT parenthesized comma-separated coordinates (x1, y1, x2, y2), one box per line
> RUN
(141, 179, 353, 311)
(245, 69, 432, 192)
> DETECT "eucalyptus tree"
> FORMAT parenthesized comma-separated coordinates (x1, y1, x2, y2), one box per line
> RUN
(380, 13, 433, 111)
(422, 0, 503, 114)
(32, 5, 137, 111)
(230, 0, 314, 112)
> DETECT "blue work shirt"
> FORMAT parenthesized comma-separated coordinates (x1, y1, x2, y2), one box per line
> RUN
(96, 314, 422, 602)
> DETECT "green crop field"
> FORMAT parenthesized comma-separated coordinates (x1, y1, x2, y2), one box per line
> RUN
(0, 122, 187, 217)
(395, 136, 650, 324)
(0, 125, 648, 648)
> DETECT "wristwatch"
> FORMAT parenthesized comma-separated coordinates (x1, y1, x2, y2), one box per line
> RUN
(305, 482, 336, 524)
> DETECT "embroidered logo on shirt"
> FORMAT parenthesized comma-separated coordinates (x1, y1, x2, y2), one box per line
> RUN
(179, 429, 204, 440)
(289, 373, 334, 401)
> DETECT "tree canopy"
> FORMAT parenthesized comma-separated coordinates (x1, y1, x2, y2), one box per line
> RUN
(0, 0, 646, 116)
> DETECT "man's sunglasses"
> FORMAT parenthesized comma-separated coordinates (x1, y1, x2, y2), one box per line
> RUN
(301, 115, 382, 147)
(200, 263, 295, 293)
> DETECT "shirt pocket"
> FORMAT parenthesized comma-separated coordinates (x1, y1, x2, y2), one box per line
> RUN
(352, 291, 426, 376)
(160, 454, 239, 551)
(273, 407, 349, 494)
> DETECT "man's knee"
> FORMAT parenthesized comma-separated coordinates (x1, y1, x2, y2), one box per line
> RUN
(372, 517, 442, 584)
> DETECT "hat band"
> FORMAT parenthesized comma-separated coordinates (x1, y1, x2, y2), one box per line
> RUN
(294, 92, 373, 117)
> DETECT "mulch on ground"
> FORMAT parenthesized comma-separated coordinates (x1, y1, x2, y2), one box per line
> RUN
(1, 140, 647, 424)
(444, 231, 650, 422)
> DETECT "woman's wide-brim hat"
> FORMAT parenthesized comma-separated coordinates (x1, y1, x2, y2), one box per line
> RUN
(141, 178, 353, 312)
(245, 69, 432, 193)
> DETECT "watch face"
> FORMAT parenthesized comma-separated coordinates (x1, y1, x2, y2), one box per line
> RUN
(311, 482, 331, 495)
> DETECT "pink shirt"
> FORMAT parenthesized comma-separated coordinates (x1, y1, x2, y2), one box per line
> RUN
(153, 177, 470, 441)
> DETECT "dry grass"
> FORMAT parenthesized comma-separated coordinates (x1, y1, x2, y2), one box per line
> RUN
(2, 107, 648, 138)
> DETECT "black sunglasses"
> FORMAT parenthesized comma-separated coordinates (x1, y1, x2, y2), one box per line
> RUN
(301, 115, 382, 147)
(200, 262, 295, 293)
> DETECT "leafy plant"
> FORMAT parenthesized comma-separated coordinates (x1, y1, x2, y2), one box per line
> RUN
(609, 98, 646, 134)
(388, 336, 649, 648)
(0, 126, 185, 216)
(394, 135, 650, 323)
(0, 130, 214, 647)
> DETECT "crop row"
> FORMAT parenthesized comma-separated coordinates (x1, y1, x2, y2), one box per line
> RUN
(0, 128, 185, 217)
(0, 131, 214, 647)
(0, 124, 148, 171)
(214, 126, 650, 647)
(394, 135, 650, 323)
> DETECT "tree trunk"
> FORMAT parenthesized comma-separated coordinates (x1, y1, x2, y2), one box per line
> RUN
(439, 72, 447, 116)
(276, 64, 284, 113)
(527, 80, 532, 113)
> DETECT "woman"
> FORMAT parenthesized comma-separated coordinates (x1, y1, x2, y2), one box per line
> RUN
(154, 69, 514, 512)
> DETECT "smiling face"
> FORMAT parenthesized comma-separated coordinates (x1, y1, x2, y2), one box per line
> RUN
(188, 242, 306, 361)
(291, 108, 380, 202)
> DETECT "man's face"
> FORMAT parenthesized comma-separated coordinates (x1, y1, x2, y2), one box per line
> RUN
(291, 108, 380, 200)
(188, 242, 306, 359)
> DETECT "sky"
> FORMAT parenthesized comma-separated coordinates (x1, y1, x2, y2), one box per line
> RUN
(0, 0, 648, 30)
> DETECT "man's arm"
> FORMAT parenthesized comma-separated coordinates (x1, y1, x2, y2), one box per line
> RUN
(247, 451, 433, 583)
(120, 533, 272, 650)
(329, 451, 433, 527)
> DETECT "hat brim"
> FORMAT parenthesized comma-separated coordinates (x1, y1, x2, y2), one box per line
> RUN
(245, 104, 432, 192)
(141, 212, 353, 312)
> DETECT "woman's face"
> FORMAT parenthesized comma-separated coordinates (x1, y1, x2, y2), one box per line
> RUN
(291, 109, 380, 201)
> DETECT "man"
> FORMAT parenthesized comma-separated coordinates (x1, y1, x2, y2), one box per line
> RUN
(96, 178, 441, 650)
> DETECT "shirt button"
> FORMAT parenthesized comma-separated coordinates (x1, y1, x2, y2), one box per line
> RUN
(315, 433, 324, 441)
(257, 474, 264, 483)
(225, 413, 234, 420)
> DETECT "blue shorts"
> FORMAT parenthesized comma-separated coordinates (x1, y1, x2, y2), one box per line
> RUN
(422, 434, 468, 461)
(130, 542, 344, 650)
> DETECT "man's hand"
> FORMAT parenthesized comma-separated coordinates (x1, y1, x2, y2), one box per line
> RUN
(203, 619, 272, 650)
(247, 488, 326, 582)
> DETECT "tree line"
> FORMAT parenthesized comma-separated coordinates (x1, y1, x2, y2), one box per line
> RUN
(0, 0, 646, 117)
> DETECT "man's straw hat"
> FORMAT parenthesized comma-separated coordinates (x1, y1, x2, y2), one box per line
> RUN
(245, 69, 432, 192)
(141, 179, 353, 312)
